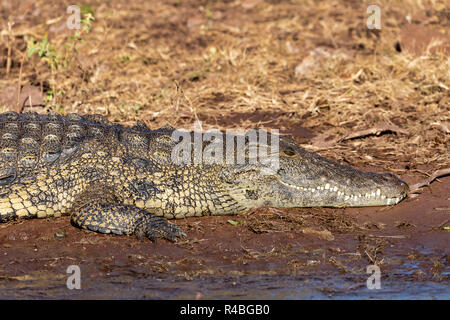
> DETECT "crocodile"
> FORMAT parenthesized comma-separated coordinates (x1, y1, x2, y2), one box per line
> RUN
(0, 111, 409, 242)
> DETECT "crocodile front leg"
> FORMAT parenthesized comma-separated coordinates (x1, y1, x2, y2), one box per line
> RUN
(71, 202, 186, 242)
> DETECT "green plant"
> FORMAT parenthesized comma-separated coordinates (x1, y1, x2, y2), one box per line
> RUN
(26, 11, 95, 107)
(44, 89, 54, 103)
(26, 34, 62, 70)
(132, 104, 143, 115)
(53, 104, 65, 114)
(120, 55, 130, 63)
(27, 12, 95, 70)
(65, 13, 95, 59)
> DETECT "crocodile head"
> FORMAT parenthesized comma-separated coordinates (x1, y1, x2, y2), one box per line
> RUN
(222, 135, 409, 208)
(140, 127, 408, 218)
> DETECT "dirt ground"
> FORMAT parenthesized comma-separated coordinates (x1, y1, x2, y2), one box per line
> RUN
(0, 0, 448, 299)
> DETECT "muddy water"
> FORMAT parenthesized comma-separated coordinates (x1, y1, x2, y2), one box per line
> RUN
(0, 272, 448, 299)
(0, 174, 448, 299)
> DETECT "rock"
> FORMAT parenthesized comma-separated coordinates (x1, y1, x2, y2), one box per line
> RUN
(0, 85, 44, 110)
(295, 47, 351, 78)
(295, 47, 331, 77)
(302, 227, 335, 241)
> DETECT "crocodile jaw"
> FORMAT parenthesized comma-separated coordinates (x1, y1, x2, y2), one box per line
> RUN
(230, 136, 410, 209)
(277, 174, 409, 207)
(269, 153, 410, 208)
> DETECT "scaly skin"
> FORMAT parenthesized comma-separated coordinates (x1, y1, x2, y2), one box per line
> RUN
(0, 111, 409, 241)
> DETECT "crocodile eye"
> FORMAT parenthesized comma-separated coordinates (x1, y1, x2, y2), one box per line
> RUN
(282, 147, 297, 157)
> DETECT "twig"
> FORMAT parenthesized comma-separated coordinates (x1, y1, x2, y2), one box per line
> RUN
(6, 22, 14, 74)
(364, 250, 375, 263)
(309, 124, 408, 149)
(430, 122, 449, 134)
(409, 168, 450, 193)
(370, 235, 406, 239)
(15, 52, 25, 113)
(344, 124, 408, 140)
(437, 219, 449, 229)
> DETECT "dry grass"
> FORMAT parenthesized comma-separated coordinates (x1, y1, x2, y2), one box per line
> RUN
(0, 0, 448, 171)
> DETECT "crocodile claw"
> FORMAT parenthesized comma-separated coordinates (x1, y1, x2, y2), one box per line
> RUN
(135, 215, 187, 242)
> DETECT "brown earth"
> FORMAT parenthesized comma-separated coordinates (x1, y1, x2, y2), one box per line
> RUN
(0, 0, 448, 299)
